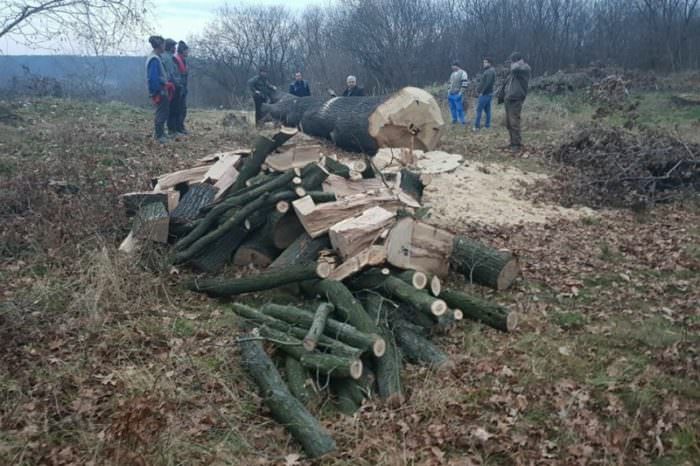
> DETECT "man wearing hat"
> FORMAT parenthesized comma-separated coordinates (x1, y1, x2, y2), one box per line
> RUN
(248, 67, 277, 126)
(498, 52, 531, 152)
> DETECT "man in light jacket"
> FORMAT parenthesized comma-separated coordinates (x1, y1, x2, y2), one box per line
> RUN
(448, 61, 469, 125)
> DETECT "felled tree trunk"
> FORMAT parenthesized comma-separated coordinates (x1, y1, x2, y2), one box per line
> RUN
(284, 356, 317, 408)
(392, 320, 453, 371)
(440, 289, 518, 332)
(262, 88, 444, 154)
(450, 236, 520, 290)
(183, 262, 331, 297)
(237, 336, 336, 458)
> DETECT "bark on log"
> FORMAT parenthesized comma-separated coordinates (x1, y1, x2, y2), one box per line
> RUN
(363, 294, 404, 406)
(300, 163, 329, 191)
(262, 88, 444, 154)
(231, 303, 363, 358)
(132, 201, 169, 243)
(394, 270, 428, 290)
(258, 326, 363, 379)
(307, 191, 337, 203)
(169, 183, 217, 225)
(303, 303, 334, 351)
(271, 211, 305, 249)
(331, 379, 365, 415)
(183, 262, 330, 297)
(300, 279, 383, 340)
(232, 234, 279, 267)
(392, 320, 453, 371)
(348, 269, 447, 317)
(189, 225, 248, 272)
(323, 157, 351, 178)
(439, 289, 518, 332)
(262, 303, 384, 357)
(120, 191, 168, 216)
(237, 336, 336, 458)
(450, 236, 520, 290)
(269, 233, 331, 270)
(230, 127, 298, 192)
(398, 168, 426, 203)
(284, 356, 317, 407)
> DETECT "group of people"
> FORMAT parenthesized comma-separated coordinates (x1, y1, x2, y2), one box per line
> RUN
(146, 35, 189, 143)
(448, 52, 531, 152)
(145, 37, 530, 151)
(247, 68, 367, 125)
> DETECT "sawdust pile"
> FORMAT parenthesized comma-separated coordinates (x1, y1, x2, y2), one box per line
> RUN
(423, 162, 596, 227)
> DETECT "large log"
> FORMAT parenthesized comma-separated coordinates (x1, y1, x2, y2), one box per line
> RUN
(261, 303, 385, 357)
(386, 217, 455, 277)
(183, 262, 331, 297)
(329, 206, 395, 260)
(262, 88, 444, 154)
(450, 236, 520, 290)
(440, 289, 518, 332)
(391, 320, 453, 371)
(237, 336, 336, 458)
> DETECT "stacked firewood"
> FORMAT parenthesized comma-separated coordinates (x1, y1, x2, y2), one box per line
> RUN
(119, 127, 521, 459)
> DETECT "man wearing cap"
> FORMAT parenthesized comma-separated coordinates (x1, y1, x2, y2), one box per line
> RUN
(145, 35, 169, 144)
(498, 52, 531, 152)
(248, 67, 277, 126)
(447, 61, 469, 125)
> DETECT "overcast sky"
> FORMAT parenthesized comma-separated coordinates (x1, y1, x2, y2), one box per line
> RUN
(1, 0, 329, 55)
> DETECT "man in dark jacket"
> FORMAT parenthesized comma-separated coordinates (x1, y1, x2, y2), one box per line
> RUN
(163, 39, 183, 137)
(497, 52, 531, 151)
(145, 35, 170, 144)
(342, 75, 365, 96)
(289, 72, 311, 97)
(174, 41, 189, 134)
(473, 57, 496, 131)
(248, 67, 277, 126)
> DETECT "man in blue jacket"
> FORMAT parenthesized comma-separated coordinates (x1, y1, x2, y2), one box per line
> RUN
(145, 35, 171, 144)
(289, 72, 311, 97)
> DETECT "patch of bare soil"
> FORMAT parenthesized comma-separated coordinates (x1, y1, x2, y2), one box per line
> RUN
(423, 161, 596, 227)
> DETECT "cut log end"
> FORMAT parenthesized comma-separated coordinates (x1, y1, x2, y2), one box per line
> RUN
(452, 309, 464, 321)
(430, 275, 442, 296)
(372, 336, 387, 357)
(349, 170, 363, 181)
(292, 176, 303, 185)
(349, 360, 364, 380)
(295, 187, 307, 197)
(276, 200, 290, 213)
(381, 268, 391, 276)
(412, 271, 428, 289)
(303, 338, 317, 352)
(506, 311, 520, 332)
(431, 300, 447, 316)
(497, 257, 521, 291)
(316, 261, 333, 278)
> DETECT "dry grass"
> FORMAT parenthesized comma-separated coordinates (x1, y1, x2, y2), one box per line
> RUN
(1, 93, 699, 465)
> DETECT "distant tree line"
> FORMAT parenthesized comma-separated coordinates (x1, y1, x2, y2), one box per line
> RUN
(190, 0, 700, 100)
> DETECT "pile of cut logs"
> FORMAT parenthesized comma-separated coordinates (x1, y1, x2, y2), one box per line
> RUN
(119, 127, 520, 459)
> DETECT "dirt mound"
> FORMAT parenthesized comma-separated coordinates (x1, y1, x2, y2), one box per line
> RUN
(546, 125, 700, 208)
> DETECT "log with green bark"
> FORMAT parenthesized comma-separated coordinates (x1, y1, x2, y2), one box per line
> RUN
(230, 127, 298, 192)
(184, 262, 331, 297)
(233, 233, 280, 267)
(394, 270, 428, 290)
(231, 303, 363, 358)
(450, 236, 520, 291)
(269, 233, 331, 270)
(303, 303, 334, 351)
(284, 356, 317, 407)
(439, 289, 518, 332)
(261, 303, 385, 357)
(307, 191, 337, 203)
(323, 157, 351, 178)
(237, 335, 336, 458)
(392, 319, 453, 371)
(331, 379, 365, 415)
(348, 269, 447, 317)
(189, 225, 248, 272)
(363, 294, 404, 406)
(301, 279, 382, 338)
(257, 326, 363, 379)
(301, 163, 329, 191)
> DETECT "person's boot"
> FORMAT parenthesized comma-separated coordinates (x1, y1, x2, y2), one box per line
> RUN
(157, 136, 169, 144)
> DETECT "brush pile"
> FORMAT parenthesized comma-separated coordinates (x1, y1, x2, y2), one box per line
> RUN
(549, 124, 700, 208)
(118, 127, 521, 459)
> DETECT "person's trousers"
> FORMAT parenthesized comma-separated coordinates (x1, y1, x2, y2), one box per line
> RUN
(167, 86, 182, 133)
(505, 99, 524, 147)
(448, 92, 465, 124)
(474, 94, 492, 129)
(178, 90, 187, 132)
(254, 95, 266, 126)
(154, 96, 169, 139)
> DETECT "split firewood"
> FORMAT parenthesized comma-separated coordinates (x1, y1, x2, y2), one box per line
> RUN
(266, 144, 323, 171)
(169, 184, 217, 225)
(322, 175, 386, 198)
(132, 201, 169, 243)
(329, 206, 395, 260)
(153, 165, 210, 191)
(327, 245, 387, 281)
(386, 217, 455, 277)
(120, 191, 168, 216)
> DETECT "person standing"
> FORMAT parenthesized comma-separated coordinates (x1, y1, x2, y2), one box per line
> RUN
(289, 71, 311, 97)
(145, 35, 169, 144)
(162, 39, 182, 137)
(447, 61, 469, 125)
(497, 52, 531, 152)
(342, 76, 365, 96)
(473, 57, 496, 131)
(248, 67, 277, 126)
(174, 41, 189, 134)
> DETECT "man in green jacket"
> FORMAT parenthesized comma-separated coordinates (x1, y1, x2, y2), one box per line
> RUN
(497, 52, 531, 152)
(248, 67, 277, 127)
